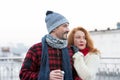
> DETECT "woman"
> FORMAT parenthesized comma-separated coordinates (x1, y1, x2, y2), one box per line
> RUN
(68, 27, 100, 80)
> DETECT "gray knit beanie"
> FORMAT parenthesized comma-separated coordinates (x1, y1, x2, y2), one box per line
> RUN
(45, 11, 69, 33)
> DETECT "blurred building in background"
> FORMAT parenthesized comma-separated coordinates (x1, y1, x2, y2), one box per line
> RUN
(0, 43, 28, 57)
(90, 27, 120, 58)
(89, 25, 120, 80)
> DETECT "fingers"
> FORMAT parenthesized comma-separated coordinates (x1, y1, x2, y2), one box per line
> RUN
(49, 70, 64, 80)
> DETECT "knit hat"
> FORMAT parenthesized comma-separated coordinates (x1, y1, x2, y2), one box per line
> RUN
(45, 11, 69, 33)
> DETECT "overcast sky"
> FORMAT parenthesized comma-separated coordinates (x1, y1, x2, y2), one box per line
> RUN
(0, 0, 120, 46)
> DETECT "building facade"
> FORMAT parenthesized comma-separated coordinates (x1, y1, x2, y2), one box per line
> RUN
(90, 28, 120, 58)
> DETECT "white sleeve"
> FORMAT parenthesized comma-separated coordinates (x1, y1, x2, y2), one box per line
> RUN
(72, 52, 100, 80)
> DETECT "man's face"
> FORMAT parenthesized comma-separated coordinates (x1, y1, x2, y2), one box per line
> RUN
(53, 23, 69, 40)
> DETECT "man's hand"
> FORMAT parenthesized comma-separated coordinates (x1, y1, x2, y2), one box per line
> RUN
(49, 69, 64, 80)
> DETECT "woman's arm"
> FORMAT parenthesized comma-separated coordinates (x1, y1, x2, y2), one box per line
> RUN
(73, 52, 100, 80)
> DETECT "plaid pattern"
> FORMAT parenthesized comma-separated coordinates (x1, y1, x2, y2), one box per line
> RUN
(19, 42, 80, 80)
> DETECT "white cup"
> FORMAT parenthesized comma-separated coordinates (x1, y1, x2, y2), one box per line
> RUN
(61, 71, 65, 80)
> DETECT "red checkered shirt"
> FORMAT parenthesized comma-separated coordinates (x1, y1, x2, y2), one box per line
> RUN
(19, 42, 80, 80)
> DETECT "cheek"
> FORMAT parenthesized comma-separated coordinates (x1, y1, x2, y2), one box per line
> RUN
(84, 40, 87, 45)
(74, 39, 79, 46)
(83, 41, 87, 48)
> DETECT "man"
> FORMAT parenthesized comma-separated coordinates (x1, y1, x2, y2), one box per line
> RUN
(19, 10, 79, 80)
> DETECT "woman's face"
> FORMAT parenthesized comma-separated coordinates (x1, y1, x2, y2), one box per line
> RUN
(74, 30, 87, 50)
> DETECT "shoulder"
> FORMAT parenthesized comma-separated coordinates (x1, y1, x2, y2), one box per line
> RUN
(87, 52, 100, 57)
(67, 46, 74, 52)
(66, 46, 74, 57)
(28, 42, 42, 53)
(30, 42, 42, 49)
(85, 52, 100, 61)
(24, 42, 42, 60)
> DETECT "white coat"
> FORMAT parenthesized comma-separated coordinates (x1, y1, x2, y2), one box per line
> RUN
(73, 52, 100, 80)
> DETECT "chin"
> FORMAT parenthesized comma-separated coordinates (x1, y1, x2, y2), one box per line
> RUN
(79, 47, 85, 50)
(63, 37, 67, 40)
(63, 35, 67, 40)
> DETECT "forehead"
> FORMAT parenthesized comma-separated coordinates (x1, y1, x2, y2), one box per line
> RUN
(58, 23, 69, 27)
(74, 30, 85, 36)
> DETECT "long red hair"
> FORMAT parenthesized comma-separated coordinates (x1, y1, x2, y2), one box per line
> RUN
(68, 26, 100, 53)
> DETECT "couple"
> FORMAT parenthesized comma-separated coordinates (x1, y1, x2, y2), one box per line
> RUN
(19, 11, 100, 80)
